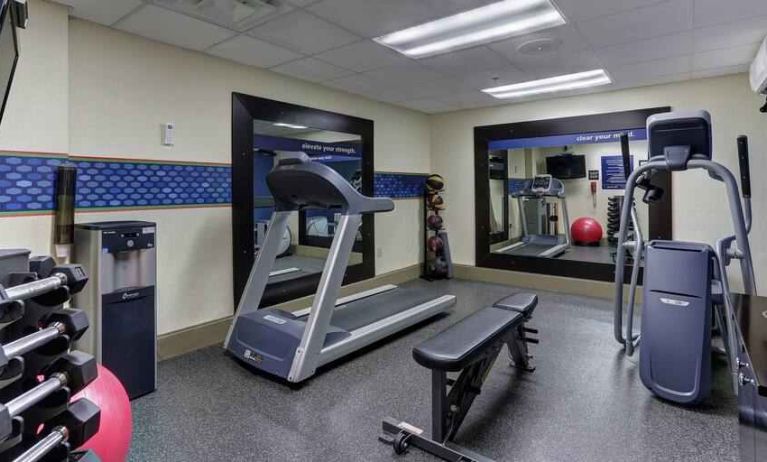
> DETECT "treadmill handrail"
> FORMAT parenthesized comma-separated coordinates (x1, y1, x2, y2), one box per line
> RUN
(267, 151, 394, 214)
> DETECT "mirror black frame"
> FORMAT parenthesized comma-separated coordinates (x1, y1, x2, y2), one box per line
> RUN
(232, 93, 375, 308)
(474, 107, 672, 282)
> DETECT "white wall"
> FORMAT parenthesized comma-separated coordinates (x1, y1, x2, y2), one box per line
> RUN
(431, 74, 767, 292)
(0, 1, 433, 336)
(0, 0, 69, 257)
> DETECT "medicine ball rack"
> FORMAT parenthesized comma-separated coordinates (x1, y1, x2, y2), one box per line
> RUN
(422, 176, 453, 281)
(0, 249, 100, 462)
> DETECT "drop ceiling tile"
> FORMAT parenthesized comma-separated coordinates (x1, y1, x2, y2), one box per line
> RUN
(506, 49, 605, 80)
(285, 0, 322, 6)
(488, 24, 592, 59)
(116, 4, 236, 51)
(314, 40, 414, 72)
(381, 78, 471, 101)
(692, 42, 761, 71)
(439, 91, 499, 109)
(56, 0, 142, 26)
(598, 32, 693, 67)
(691, 63, 751, 79)
(577, 0, 693, 48)
(308, 0, 497, 38)
(359, 62, 445, 87)
(208, 35, 303, 68)
(693, 0, 767, 28)
(399, 98, 457, 114)
(456, 67, 530, 90)
(148, 0, 293, 31)
(554, 0, 665, 22)
(248, 10, 359, 55)
(420, 47, 512, 75)
(608, 55, 692, 85)
(693, 17, 767, 52)
(271, 57, 354, 82)
(322, 73, 380, 95)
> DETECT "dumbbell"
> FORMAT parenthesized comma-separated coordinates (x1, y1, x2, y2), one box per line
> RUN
(11, 398, 100, 462)
(0, 309, 89, 375)
(0, 265, 88, 308)
(0, 351, 97, 442)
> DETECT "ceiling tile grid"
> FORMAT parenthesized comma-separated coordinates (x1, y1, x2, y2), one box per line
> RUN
(55, 0, 767, 113)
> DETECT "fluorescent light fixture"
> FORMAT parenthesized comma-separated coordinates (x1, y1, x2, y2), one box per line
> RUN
(273, 122, 308, 129)
(373, 0, 566, 59)
(482, 69, 612, 99)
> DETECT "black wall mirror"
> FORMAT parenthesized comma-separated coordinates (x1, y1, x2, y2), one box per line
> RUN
(232, 93, 375, 307)
(474, 107, 672, 282)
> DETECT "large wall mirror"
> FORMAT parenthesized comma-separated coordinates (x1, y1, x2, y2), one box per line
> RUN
(475, 107, 672, 282)
(232, 93, 374, 307)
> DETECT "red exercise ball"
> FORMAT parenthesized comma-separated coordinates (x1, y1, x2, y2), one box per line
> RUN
(72, 364, 132, 462)
(571, 217, 603, 246)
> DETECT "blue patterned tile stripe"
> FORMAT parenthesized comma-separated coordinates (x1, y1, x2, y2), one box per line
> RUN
(373, 173, 427, 199)
(0, 154, 425, 212)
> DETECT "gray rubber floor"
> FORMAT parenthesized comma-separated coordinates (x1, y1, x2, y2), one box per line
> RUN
(129, 279, 737, 462)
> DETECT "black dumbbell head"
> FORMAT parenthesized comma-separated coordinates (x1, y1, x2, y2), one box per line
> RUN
(51, 265, 89, 295)
(48, 398, 101, 448)
(46, 351, 97, 394)
(48, 308, 89, 340)
(29, 257, 56, 279)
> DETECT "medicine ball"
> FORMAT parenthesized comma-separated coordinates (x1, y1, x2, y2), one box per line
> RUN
(427, 235, 444, 252)
(425, 174, 445, 192)
(427, 214, 443, 230)
(571, 217, 603, 246)
(427, 194, 445, 211)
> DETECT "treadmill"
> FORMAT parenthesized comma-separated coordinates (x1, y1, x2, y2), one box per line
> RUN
(224, 152, 456, 383)
(496, 174, 571, 258)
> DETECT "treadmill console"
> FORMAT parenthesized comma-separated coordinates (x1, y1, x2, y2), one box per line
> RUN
(530, 175, 553, 194)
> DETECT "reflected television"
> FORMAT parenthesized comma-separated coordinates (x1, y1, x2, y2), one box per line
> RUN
(546, 154, 586, 179)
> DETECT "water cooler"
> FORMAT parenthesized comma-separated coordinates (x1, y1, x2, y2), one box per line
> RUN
(73, 221, 157, 399)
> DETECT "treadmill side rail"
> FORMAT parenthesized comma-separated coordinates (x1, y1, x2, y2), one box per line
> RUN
(288, 214, 362, 383)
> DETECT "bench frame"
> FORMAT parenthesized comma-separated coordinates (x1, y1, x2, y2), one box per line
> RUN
(380, 302, 538, 462)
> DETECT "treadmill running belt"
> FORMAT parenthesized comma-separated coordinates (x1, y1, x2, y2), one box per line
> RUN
(328, 288, 444, 332)
(499, 243, 554, 257)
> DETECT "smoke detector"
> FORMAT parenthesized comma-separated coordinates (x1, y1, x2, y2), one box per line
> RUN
(151, 0, 285, 31)
(516, 37, 562, 55)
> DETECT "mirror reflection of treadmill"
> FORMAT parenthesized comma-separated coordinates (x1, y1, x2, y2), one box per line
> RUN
(496, 174, 571, 258)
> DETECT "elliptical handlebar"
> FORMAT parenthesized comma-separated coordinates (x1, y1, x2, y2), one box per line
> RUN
(737, 136, 752, 233)
(620, 133, 632, 180)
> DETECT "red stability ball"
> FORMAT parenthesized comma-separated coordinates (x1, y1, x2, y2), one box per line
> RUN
(571, 217, 603, 246)
(72, 364, 133, 462)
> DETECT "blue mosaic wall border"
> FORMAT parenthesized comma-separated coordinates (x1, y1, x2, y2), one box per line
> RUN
(373, 173, 427, 199)
(0, 154, 426, 213)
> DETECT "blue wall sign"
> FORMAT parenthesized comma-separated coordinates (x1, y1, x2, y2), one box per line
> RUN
(489, 129, 646, 150)
(601, 155, 633, 190)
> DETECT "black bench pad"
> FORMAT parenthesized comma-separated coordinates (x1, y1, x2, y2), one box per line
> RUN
(493, 293, 537, 316)
(413, 307, 522, 371)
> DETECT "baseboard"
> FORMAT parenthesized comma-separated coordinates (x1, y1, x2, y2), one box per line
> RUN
(453, 264, 641, 302)
(157, 264, 422, 360)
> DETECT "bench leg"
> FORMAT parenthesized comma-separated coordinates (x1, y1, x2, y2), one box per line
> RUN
(507, 323, 536, 372)
(432, 370, 448, 442)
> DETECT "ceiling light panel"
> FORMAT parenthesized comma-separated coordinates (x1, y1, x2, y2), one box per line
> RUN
(482, 69, 611, 99)
(149, 0, 290, 31)
(373, 0, 566, 59)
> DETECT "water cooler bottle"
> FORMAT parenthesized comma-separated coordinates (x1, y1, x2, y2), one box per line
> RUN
(73, 221, 157, 399)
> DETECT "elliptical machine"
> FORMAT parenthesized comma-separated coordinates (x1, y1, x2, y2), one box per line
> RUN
(613, 110, 755, 405)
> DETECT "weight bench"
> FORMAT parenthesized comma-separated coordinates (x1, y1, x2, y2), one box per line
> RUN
(380, 293, 539, 462)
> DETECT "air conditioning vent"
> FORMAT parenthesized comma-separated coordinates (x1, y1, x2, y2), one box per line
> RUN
(750, 35, 767, 95)
(151, 0, 285, 31)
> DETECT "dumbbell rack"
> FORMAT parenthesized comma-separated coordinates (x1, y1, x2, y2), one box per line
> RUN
(0, 249, 100, 462)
